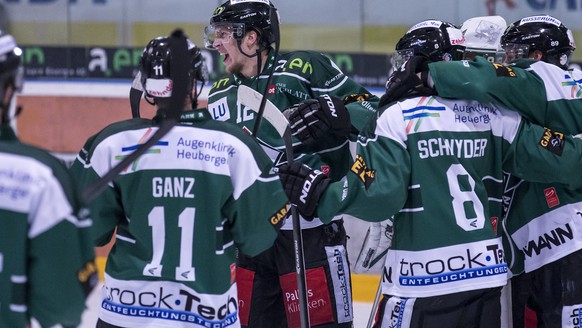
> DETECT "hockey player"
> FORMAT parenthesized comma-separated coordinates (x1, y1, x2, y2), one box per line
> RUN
(70, 34, 288, 328)
(204, 1, 378, 327)
(277, 19, 582, 328)
(349, 12, 508, 295)
(385, 15, 582, 327)
(0, 31, 97, 327)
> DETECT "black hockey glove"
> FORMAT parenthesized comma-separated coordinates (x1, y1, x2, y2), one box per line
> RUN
(278, 162, 331, 220)
(379, 55, 436, 107)
(283, 95, 352, 151)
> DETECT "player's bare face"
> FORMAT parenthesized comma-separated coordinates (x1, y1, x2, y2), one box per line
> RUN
(212, 27, 245, 75)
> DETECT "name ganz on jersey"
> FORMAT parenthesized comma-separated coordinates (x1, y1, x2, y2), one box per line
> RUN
(152, 177, 195, 198)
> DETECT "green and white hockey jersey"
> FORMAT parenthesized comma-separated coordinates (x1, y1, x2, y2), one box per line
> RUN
(315, 95, 582, 298)
(429, 57, 582, 274)
(0, 125, 97, 328)
(208, 49, 378, 230)
(70, 110, 287, 328)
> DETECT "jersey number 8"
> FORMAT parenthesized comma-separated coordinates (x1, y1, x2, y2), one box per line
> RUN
(447, 164, 486, 231)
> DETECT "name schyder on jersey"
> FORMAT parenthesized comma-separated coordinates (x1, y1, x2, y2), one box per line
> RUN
(382, 239, 508, 297)
(100, 275, 238, 327)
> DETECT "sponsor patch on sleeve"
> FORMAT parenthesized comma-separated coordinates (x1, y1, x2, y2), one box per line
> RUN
(208, 97, 232, 121)
(539, 127, 565, 156)
(492, 63, 517, 78)
(544, 187, 560, 208)
(269, 204, 288, 228)
(350, 154, 376, 189)
(78, 261, 98, 296)
(343, 93, 374, 104)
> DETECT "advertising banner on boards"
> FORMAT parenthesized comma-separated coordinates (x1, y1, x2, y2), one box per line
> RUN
(21, 45, 394, 89)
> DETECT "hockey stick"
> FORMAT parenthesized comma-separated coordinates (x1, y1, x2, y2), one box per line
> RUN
(240, 7, 309, 327)
(367, 278, 382, 328)
(251, 6, 280, 138)
(238, 84, 311, 328)
(82, 29, 189, 203)
(129, 71, 143, 118)
(238, 85, 287, 137)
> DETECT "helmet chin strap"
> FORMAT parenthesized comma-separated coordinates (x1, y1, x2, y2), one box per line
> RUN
(236, 40, 266, 77)
(191, 79, 205, 109)
(255, 49, 263, 78)
(0, 86, 15, 125)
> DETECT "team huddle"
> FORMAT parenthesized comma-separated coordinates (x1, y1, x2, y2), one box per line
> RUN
(1, 0, 582, 327)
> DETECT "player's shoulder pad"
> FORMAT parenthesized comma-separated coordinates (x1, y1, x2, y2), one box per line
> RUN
(469, 56, 522, 78)
(209, 75, 236, 96)
(12, 142, 71, 177)
(7, 141, 78, 202)
(284, 50, 323, 60)
(87, 118, 151, 156)
(277, 50, 331, 76)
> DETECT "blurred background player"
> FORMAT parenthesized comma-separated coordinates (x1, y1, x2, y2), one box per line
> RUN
(460, 15, 507, 63)
(277, 18, 582, 328)
(70, 33, 288, 328)
(0, 30, 97, 327)
(205, 1, 379, 327)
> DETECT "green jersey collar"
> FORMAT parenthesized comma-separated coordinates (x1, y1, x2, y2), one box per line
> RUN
(152, 108, 212, 125)
(233, 48, 276, 85)
(179, 109, 212, 123)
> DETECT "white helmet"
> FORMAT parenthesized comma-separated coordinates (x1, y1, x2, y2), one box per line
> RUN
(461, 15, 507, 63)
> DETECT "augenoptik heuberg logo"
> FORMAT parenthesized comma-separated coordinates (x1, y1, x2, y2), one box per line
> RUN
(562, 73, 582, 99)
(116, 128, 168, 172)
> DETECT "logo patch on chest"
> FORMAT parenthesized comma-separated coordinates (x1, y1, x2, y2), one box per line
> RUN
(209, 97, 231, 121)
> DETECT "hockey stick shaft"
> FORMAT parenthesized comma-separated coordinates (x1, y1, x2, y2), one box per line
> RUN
(238, 6, 308, 326)
(283, 128, 310, 328)
(366, 278, 382, 328)
(129, 71, 143, 118)
(237, 84, 310, 327)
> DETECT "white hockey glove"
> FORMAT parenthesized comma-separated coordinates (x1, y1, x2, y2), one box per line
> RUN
(352, 218, 394, 274)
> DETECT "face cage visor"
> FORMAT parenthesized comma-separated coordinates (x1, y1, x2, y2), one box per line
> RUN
(391, 45, 464, 72)
(463, 48, 506, 63)
(501, 43, 530, 64)
(390, 49, 415, 72)
(204, 23, 245, 49)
